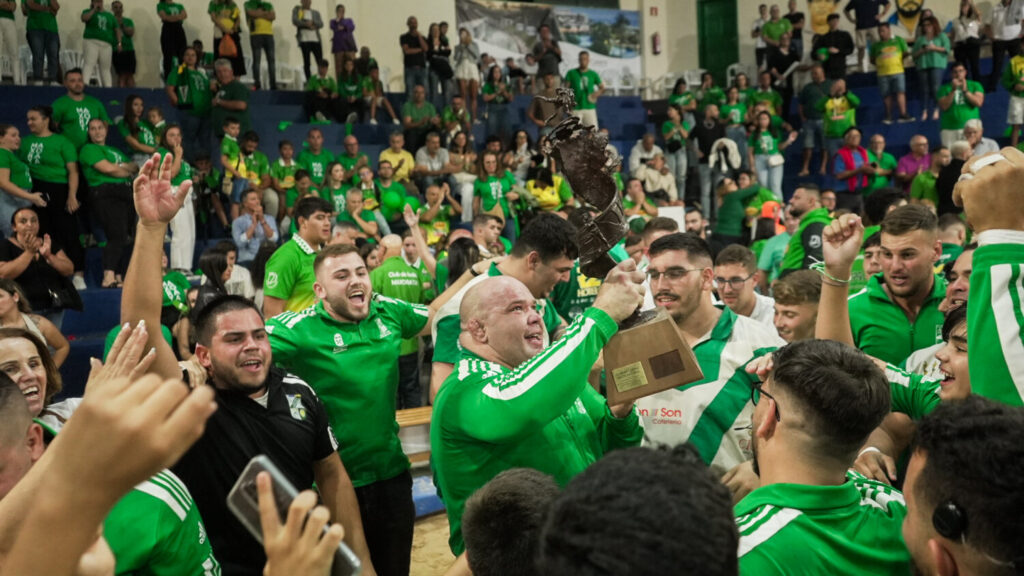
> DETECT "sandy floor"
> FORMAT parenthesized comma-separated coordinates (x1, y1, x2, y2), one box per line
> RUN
(411, 513, 456, 576)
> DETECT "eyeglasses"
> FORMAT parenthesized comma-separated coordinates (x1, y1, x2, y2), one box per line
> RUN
(714, 272, 756, 290)
(647, 267, 703, 282)
(751, 381, 781, 422)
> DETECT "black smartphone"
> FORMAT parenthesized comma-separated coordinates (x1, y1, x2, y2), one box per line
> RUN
(226, 455, 361, 576)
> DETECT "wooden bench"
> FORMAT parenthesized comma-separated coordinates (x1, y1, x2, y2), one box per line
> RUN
(397, 406, 433, 464)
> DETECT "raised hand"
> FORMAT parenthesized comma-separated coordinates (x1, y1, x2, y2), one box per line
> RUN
(822, 213, 864, 278)
(953, 147, 1024, 234)
(402, 203, 419, 229)
(86, 321, 156, 391)
(38, 234, 51, 259)
(134, 152, 192, 225)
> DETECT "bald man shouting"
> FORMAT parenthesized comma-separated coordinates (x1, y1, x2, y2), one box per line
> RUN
(430, 260, 646, 556)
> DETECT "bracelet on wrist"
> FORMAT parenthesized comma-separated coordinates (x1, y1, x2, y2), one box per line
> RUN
(858, 446, 881, 458)
(810, 261, 850, 285)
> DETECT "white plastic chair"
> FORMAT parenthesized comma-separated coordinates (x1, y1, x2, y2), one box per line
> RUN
(239, 55, 255, 86)
(620, 68, 639, 96)
(0, 56, 11, 82)
(60, 49, 85, 73)
(380, 66, 391, 92)
(276, 62, 298, 90)
(682, 68, 705, 91)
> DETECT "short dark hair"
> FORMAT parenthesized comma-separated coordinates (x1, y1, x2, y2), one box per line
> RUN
(795, 182, 821, 199)
(313, 243, 362, 274)
(510, 213, 579, 263)
(864, 187, 908, 226)
(472, 213, 502, 229)
(540, 444, 738, 576)
(242, 130, 259, 143)
(938, 213, 966, 233)
(278, 139, 293, 150)
(941, 303, 968, 343)
(193, 295, 263, 346)
(715, 244, 757, 274)
(463, 469, 560, 576)
(881, 204, 938, 237)
(64, 67, 83, 80)
(647, 232, 713, 265)
(912, 396, 1024, 567)
(863, 230, 881, 249)
(213, 240, 238, 255)
(641, 217, 679, 242)
(772, 269, 822, 306)
(769, 340, 890, 460)
(293, 196, 333, 226)
(294, 169, 311, 182)
(222, 117, 240, 129)
(624, 235, 644, 249)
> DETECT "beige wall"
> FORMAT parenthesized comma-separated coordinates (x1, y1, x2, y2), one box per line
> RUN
(44, 0, 700, 91)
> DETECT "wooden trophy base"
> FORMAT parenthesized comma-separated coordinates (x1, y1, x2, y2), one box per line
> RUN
(604, 307, 703, 405)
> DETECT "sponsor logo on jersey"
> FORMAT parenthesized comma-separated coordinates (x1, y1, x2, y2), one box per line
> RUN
(267, 271, 279, 289)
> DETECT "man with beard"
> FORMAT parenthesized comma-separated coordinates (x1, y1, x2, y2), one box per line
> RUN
(432, 264, 645, 556)
(849, 205, 946, 365)
(122, 154, 376, 576)
(735, 340, 909, 573)
(265, 237, 474, 576)
(778, 184, 832, 277)
(637, 233, 783, 484)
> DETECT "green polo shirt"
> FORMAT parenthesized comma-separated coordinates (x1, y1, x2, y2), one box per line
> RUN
(549, 260, 601, 322)
(848, 273, 947, 365)
(263, 235, 318, 313)
(79, 143, 130, 188)
(565, 68, 602, 110)
(22, 0, 58, 31)
(19, 133, 76, 184)
(0, 149, 32, 191)
(83, 9, 117, 46)
(936, 81, 984, 131)
(370, 256, 433, 355)
(266, 297, 429, 487)
(166, 65, 212, 117)
(736, 472, 910, 574)
(297, 149, 335, 185)
(51, 94, 111, 150)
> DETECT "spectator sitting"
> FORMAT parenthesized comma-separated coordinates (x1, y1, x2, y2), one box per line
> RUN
(635, 154, 679, 206)
(414, 131, 456, 192)
(0, 278, 69, 366)
(830, 126, 872, 212)
(895, 135, 931, 193)
(627, 133, 664, 179)
(304, 59, 341, 123)
(417, 183, 462, 248)
(354, 45, 377, 77)
(291, 0, 324, 81)
(232, 189, 279, 266)
(336, 57, 366, 123)
(296, 127, 333, 186)
(937, 61, 984, 148)
(402, 84, 440, 153)
(910, 146, 950, 211)
(871, 23, 911, 124)
(961, 118, 998, 156)
(442, 95, 472, 145)
(380, 132, 418, 196)
(525, 167, 572, 215)
(364, 66, 401, 125)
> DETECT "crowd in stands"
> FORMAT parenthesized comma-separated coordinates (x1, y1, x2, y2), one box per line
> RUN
(0, 2, 1022, 576)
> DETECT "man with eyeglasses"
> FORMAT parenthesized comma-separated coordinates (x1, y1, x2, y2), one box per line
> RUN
(735, 339, 910, 573)
(431, 262, 645, 559)
(637, 233, 783, 488)
(714, 244, 775, 327)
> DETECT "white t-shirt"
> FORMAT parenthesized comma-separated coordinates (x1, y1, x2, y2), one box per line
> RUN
(753, 18, 767, 49)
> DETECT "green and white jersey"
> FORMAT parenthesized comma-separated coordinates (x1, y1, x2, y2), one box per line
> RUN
(431, 308, 642, 555)
(105, 470, 221, 576)
(263, 235, 318, 313)
(736, 472, 910, 575)
(884, 364, 941, 420)
(266, 296, 429, 487)
(549, 260, 601, 321)
(968, 237, 1024, 406)
(637, 307, 784, 476)
(431, 262, 564, 365)
(848, 274, 947, 366)
(370, 255, 432, 356)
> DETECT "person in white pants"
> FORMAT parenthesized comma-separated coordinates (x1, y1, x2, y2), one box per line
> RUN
(160, 126, 195, 270)
(81, 0, 115, 87)
(0, 14, 24, 85)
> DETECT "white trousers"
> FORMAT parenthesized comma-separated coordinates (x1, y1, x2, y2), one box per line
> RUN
(169, 187, 195, 270)
(82, 38, 112, 87)
(0, 19, 23, 85)
(572, 108, 599, 130)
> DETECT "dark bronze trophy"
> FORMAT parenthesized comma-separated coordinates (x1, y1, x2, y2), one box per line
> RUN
(539, 89, 702, 404)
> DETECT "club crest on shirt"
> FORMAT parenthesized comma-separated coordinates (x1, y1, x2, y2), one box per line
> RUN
(376, 317, 392, 338)
(333, 333, 347, 353)
(286, 394, 308, 421)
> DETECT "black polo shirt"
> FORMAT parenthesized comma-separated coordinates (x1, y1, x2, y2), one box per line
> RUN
(172, 367, 338, 576)
(400, 32, 426, 68)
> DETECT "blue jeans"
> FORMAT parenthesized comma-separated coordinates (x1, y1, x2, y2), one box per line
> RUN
(665, 148, 687, 197)
(755, 154, 784, 198)
(249, 34, 277, 89)
(179, 113, 212, 163)
(698, 163, 723, 220)
(918, 67, 945, 112)
(27, 29, 59, 83)
(404, 66, 428, 100)
(727, 125, 750, 170)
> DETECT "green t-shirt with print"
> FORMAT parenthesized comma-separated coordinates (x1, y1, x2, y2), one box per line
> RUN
(23, 0, 57, 32)
(83, 9, 117, 46)
(661, 120, 691, 144)
(242, 150, 270, 189)
(264, 235, 318, 312)
(338, 75, 362, 99)
(51, 94, 111, 150)
(936, 81, 984, 130)
(156, 1, 186, 21)
(220, 135, 242, 176)
(669, 91, 696, 110)
(297, 149, 335, 184)
(167, 65, 212, 117)
(270, 159, 299, 192)
(117, 119, 158, 156)
(305, 74, 337, 94)
(721, 103, 747, 126)
(473, 174, 510, 218)
(761, 18, 792, 43)
(417, 204, 453, 247)
(749, 130, 780, 155)
(19, 133, 76, 184)
(565, 68, 602, 111)
(0, 149, 32, 191)
(162, 270, 191, 312)
(79, 143, 131, 188)
(370, 257, 433, 355)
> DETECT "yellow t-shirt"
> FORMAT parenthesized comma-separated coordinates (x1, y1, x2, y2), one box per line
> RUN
(378, 149, 415, 183)
(872, 38, 907, 77)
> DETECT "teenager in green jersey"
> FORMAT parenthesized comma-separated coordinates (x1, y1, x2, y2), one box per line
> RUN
(639, 233, 783, 489)
(432, 262, 645, 556)
(736, 340, 910, 575)
(902, 398, 1024, 576)
(266, 241, 470, 576)
(262, 196, 332, 317)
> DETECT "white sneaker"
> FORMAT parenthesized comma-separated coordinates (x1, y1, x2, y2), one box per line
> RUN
(392, 118, 401, 125)
(314, 111, 328, 122)
(370, 118, 378, 125)
(72, 275, 87, 290)
(345, 112, 359, 124)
